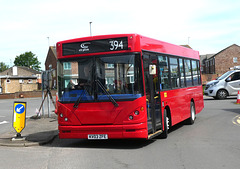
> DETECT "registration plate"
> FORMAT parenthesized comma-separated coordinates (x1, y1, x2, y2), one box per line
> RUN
(88, 134, 108, 140)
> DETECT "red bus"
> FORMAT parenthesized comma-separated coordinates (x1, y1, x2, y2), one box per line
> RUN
(56, 34, 204, 139)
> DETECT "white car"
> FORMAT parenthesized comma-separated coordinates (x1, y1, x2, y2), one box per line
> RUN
(204, 70, 240, 99)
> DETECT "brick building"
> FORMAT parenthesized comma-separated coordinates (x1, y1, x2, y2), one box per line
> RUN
(204, 44, 240, 75)
(200, 54, 215, 74)
(0, 66, 41, 94)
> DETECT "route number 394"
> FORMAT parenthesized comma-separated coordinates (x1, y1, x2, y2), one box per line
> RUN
(109, 40, 124, 50)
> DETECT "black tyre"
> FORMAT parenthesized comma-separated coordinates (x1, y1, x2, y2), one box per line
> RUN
(160, 109, 169, 139)
(216, 89, 228, 100)
(186, 102, 196, 125)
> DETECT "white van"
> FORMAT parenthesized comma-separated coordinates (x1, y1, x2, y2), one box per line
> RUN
(204, 70, 240, 99)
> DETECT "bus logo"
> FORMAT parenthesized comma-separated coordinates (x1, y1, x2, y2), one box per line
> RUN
(79, 42, 91, 52)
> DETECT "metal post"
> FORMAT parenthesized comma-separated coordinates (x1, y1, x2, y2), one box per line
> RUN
(41, 72, 45, 117)
(47, 70, 51, 117)
(89, 22, 92, 36)
(47, 91, 50, 117)
(47, 37, 50, 46)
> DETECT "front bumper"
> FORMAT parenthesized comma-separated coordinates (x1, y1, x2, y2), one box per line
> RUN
(204, 86, 217, 97)
(58, 123, 148, 139)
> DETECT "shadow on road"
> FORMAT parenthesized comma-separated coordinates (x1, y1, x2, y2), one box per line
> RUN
(47, 137, 155, 149)
(204, 96, 237, 101)
(222, 108, 240, 115)
(46, 122, 188, 149)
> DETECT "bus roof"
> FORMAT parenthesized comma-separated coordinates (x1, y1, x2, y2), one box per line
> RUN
(57, 34, 199, 60)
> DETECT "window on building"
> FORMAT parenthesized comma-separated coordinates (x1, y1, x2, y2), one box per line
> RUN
(107, 64, 114, 68)
(28, 79, 33, 83)
(63, 62, 71, 70)
(233, 57, 238, 63)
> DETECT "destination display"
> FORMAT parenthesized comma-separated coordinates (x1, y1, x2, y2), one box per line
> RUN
(62, 37, 128, 56)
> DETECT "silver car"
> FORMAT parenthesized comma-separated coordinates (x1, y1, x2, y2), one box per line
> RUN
(204, 70, 240, 99)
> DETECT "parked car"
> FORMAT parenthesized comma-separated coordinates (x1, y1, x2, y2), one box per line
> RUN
(204, 70, 240, 99)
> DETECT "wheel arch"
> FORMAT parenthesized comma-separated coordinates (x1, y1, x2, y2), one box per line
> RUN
(191, 98, 195, 104)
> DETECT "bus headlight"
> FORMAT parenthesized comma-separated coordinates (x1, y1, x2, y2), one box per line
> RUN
(134, 110, 139, 115)
(129, 115, 133, 120)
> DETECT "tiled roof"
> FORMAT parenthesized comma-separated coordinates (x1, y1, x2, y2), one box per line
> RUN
(209, 44, 240, 59)
(0, 66, 41, 77)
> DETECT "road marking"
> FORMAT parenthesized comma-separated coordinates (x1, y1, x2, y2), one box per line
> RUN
(0, 121, 9, 125)
(0, 115, 5, 118)
(232, 115, 240, 126)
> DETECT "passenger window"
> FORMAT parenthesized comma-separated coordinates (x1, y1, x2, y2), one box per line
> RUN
(191, 60, 198, 86)
(170, 57, 180, 88)
(184, 59, 193, 86)
(158, 56, 170, 90)
(179, 59, 185, 87)
(197, 61, 201, 85)
(230, 72, 240, 81)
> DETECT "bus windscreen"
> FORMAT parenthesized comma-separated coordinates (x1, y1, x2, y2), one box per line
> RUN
(57, 53, 143, 103)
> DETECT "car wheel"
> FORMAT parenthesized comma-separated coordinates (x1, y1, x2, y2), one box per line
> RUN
(216, 89, 228, 100)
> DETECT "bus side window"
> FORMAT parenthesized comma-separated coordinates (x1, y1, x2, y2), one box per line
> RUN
(184, 59, 193, 86)
(158, 56, 170, 90)
(179, 58, 185, 87)
(169, 57, 179, 88)
(192, 60, 198, 86)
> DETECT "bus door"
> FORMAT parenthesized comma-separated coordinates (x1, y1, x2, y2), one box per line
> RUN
(143, 54, 162, 133)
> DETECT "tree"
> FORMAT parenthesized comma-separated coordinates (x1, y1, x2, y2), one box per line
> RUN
(0, 62, 9, 72)
(14, 51, 41, 71)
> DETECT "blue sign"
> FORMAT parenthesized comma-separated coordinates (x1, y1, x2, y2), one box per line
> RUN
(15, 104, 25, 114)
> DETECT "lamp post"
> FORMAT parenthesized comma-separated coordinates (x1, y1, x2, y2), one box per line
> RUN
(89, 22, 92, 36)
(47, 37, 50, 46)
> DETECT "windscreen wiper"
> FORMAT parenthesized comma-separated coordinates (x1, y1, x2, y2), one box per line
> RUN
(73, 89, 88, 108)
(95, 80, 119, 107)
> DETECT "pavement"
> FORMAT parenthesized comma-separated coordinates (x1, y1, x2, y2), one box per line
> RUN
(0, 114, 58, 147)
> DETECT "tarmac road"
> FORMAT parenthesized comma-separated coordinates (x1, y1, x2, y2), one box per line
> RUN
(0, 96, 240, 169)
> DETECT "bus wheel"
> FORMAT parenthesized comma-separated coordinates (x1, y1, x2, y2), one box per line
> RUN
(160, 109, 169, 139)
(186, 102, 196, 125)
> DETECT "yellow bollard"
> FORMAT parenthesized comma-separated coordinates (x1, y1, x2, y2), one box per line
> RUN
(13, 102, 27, 138)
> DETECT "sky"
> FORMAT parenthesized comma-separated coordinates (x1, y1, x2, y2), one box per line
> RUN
(0, 0, 240, 70)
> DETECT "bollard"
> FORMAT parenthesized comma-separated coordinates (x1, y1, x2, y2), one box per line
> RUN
(13, 101, 27, 138)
